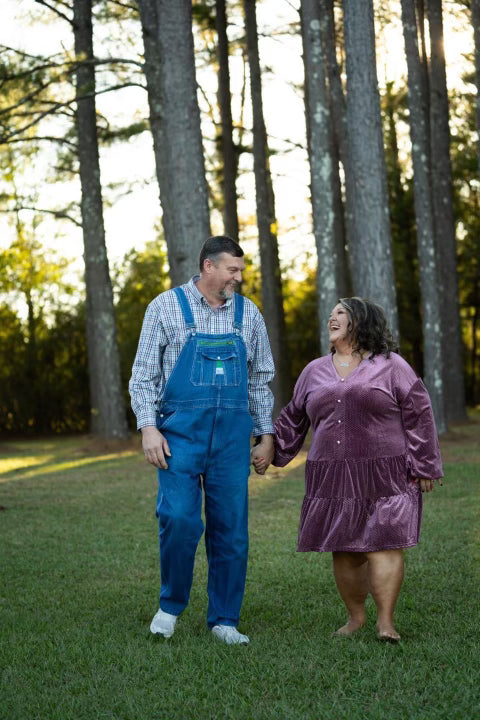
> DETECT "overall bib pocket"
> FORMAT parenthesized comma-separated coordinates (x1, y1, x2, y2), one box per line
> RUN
(190, 342, 241, 386)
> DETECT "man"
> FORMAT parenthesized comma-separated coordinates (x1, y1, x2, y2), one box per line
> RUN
(129, 236, 275, 645)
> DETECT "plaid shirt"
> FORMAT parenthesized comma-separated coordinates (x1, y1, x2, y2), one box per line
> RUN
(129, 276, 275, 436)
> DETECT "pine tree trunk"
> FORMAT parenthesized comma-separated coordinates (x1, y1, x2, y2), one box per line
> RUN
(427, 0, 466, 421)
(384, 84, 423, 374)
(243, 0, 290, 410)
(416, 0, 431, 153)
(300, 0, 339, 353)
(215, 0, 239, 241)
(472, 0, 480, 175)
(342, 0, 399, 337)
(73, 0, 129, 439)
(321, 0, 353, 295)
(401, 0, 446, 433)
(138, 0, 211, 286)
(330, 121, 349, 299)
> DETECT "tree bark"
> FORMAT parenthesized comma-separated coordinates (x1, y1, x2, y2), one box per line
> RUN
(427, 0, 466, 421)
(215, 0, 239, 241)
(342, 0, 399, 337)
(243, 0, 290, 410)
(321, 0, 353, 296)
(329, 120, 349, 299)
(384, 83, 423, 374)
(472, 0, 480, 175)
(138, 0, 211, 286)
(401, 0, 446, 432)
(300, 0, 339, 353)
(73, 0, 129, 439)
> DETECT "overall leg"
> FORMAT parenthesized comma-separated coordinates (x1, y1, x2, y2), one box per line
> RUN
(203, 409, 251, 628)
(365, 549, 404, 640)
(157, 465, 204, 616)
(332, 551, 369, 636)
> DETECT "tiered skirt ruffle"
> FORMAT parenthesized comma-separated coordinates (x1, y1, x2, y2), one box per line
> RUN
(298, 454, 421, 552)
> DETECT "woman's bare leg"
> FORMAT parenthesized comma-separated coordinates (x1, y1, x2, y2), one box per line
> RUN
(332, 551, 369, 636)
(365, 549, 404, 641)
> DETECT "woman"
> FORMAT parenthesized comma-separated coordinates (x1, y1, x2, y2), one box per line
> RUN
(255, 297, 443, 641)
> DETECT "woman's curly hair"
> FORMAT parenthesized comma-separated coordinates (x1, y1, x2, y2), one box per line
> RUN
(334, 297, 399, 358)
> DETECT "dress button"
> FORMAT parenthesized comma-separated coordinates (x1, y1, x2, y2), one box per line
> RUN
(337, 440, 341, 444)
(341, 378, 345, 382)
(337, 399, 341, 403)
(337, 419, 341, 423)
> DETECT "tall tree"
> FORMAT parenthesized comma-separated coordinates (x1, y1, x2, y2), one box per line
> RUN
(400, 0, 446, 432)
(300, 0, 339, 352)
(243, 0, 290, 408)
(427, 0, 466, 421)
(138, 0, 211, 286)
(342, 0, 399, 337)
(383, 82, 423, 373)
(215, 0, 240, 241)
(472, 0, 480, 175)
(320, 0, 352, 296)
(73, 0, 129, 439)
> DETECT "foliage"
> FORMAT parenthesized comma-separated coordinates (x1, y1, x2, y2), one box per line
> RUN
(113, 236, 170, 426)
(450, 83, 480, 405)
(283, 265, 320, 386)
(0, 305, 27, 433)
(0, 302, 89, 435)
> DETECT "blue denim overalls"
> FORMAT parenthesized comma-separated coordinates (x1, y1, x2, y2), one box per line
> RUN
(155, 287, 253, 628)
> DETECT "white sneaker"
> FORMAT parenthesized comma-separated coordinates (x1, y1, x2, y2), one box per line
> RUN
(150, 608, 177, 638)
(211, 625, 249, 645)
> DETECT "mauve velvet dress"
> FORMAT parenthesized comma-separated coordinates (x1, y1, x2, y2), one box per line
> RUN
(273, 352, 443, 552)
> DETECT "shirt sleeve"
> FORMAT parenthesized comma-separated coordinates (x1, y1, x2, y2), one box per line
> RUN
(129, 298, 166, 430)
(398, 375, 444, 479)
(273, 365, 311, 467)
(247, 309, 275, 436)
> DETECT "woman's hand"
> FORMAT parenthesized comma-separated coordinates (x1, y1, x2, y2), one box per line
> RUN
(413, 477, 443, 493)
(251, 435, 275, 475)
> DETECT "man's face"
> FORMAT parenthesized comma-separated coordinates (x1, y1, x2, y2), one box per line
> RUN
(206, 253, 245, 300)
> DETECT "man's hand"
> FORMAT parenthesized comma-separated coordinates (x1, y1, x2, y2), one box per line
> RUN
(141, 426, 171, 469)
(251, 434, 275, 475)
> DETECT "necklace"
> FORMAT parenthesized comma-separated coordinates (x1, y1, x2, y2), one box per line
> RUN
(335, 355, 353, 367)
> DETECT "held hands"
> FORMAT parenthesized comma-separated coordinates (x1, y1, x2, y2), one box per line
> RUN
(251, 434, 275, 475)
(141, 426, 171, 469)
(412, 477, 443, 493)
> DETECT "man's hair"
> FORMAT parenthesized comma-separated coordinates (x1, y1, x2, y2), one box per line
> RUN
(335, 296, 399, 358)
(199, 236, 244, 271)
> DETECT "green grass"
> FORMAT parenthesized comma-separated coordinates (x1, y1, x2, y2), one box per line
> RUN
(1, 424, 479, 720)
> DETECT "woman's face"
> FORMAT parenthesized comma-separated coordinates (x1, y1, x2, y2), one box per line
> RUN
(328, 303, 351, 345)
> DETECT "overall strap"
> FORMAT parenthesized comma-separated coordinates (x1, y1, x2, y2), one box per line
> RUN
(233, 293, 244, 333)
(173, 287, 196, 331)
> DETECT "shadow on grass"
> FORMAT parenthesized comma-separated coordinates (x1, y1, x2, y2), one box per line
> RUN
(0, 435, 143, 485)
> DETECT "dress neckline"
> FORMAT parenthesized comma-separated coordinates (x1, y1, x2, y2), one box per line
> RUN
(329, 352, 372, 380)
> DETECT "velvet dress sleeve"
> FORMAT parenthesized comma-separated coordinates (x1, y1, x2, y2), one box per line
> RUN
(396, 366, 443, 480)
(273, 364, 312, 467)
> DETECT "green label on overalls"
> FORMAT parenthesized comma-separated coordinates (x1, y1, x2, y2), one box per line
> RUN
(198, 340, 234, 347)
(216, 360, 224, 375)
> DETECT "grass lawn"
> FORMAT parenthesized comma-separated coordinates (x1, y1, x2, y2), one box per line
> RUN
(1, 421, 479, 720)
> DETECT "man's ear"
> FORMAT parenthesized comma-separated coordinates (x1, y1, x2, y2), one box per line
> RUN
(203, 258, 216, 275)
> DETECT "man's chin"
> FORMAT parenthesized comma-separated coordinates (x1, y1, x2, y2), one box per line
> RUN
(219, 286, 236, 300)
